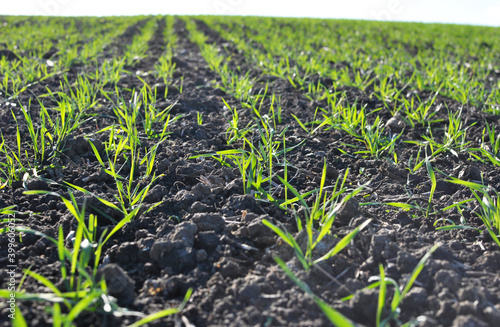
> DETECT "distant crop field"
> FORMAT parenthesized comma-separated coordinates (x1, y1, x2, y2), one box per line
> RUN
(0, 15, 499, 327)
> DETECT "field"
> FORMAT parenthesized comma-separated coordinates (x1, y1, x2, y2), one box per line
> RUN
(0, 15, 499, 326)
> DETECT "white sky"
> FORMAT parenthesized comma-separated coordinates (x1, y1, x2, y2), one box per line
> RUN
(2, 0, 500, 27)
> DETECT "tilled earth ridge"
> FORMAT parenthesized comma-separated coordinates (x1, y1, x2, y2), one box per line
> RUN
(0, 17, 499, 327)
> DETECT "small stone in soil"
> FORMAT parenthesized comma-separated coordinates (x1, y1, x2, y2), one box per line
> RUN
(192, 213, 225, 232)
(218, 258, 243, 278)
(170, 221, 197, 246)
(197, 231, 220, 248)
(397, 251, 417, 274)
(401, 287, 428, 310)
(335, 198, 360, 222)
(237, 282, 260, 304)
(483, 306, 500, 326)
(451, 315, 489, 327)
(110, 242, 139, 264)
(96, 264, 135, 304)
(458, 165, 482, 181)
(434, 269, 460, 292)
(196, 249, 208, 262)
(247, 216, 277, 247)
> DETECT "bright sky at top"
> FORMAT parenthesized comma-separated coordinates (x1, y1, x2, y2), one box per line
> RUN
(3, 0, 500, 27)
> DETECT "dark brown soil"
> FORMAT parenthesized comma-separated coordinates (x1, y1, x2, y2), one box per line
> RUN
(1, 16, 500, 327)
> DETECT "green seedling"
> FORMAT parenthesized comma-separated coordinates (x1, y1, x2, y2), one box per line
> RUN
(420, 108, 473, 157)
(446, 177, 500, 247)
(482, 121, 500, 158)
(219, 66, 255, 102)
(351, 68, 375, 91)
(0, 205, 18, 216)
(191, 116, 300, 199)
(405, 147, 426, 174)
(88, 139, 164, 218)
(304, 80, 329, 102)
(314, 98, 367, 136)
(92, 58, 127, 86)
(197, 111, 203, 125)
(342, 243, 440, 326)
(2, 202, 134, 324)
(275, 257, 356, 327)
(123, 19, 157, 66)
(135, 79, 179, 140)
(192, 148, 270, 198)
(263, 161, 370, 270)
(155, 48, 177, 87)
(222, 99, 254, 145)
(2, 216, 190, 327)
(128, 288, 192, 327)
(290, 109, 324, 135)
(469, 121, 500, 167)
(373, 73, 406, 107)
(401, 92, 442, 128)
(0, 133, 20, 187)
(354, 117, 403, 159)
(376, 155, 437, 219)
(424, 156, 437, 217)
(23, 189, 140, 278)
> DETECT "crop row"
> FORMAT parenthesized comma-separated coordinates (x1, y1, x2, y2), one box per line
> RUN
(0, 15, 499, 326)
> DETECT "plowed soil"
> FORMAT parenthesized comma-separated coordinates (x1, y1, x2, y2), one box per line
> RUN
(1, 17, 500, 327)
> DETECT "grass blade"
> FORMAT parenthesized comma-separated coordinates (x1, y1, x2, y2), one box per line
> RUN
(275, 257, 355, 327)
(314, 219, 371, 264)
(128, 288, 192, 327)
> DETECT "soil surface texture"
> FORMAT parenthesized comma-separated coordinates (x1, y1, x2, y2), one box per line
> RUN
(1, 17, 500, 327)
